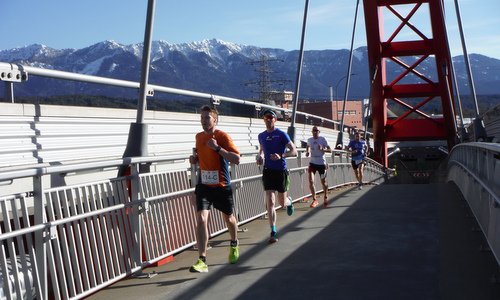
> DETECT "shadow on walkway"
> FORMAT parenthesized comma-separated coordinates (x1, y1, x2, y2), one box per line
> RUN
(90, 184, 500, 300)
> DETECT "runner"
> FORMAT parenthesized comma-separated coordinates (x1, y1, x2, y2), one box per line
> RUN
(256, 109, 297, 243)
(347, 131, 367, 190)
(305, 126, 331, 208)
(189, 105, 241, 272)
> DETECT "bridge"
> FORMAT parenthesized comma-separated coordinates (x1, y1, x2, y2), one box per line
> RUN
(0, 95, 499, 300)
(87, 183, 500, 300)
(1, 0, 500, 299)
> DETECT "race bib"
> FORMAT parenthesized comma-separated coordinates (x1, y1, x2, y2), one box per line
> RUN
(201, 170, 219, 185)
(354, 159, 363, 165)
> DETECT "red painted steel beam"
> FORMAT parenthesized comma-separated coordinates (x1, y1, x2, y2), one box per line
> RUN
(381, 40, 434, 57)
(363, 0, 387, 166)
(363, 0, 457, 167)
(389, 56, 434, 85)
(427, 0, 458, 148)
(386, 118, 447, 141)
(390, 96, 434, 122)
(385, 83, 440, 98)
(379, 0, 429, 5)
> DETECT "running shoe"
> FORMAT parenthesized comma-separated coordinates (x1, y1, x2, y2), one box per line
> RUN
(310, 199, 319, 208)
(229, 245, 239, 264)
(286, 196, 295, 216)
(190, 258, 208, 273)
(269, 231, 278, 243)
(358, 183, 363, 190)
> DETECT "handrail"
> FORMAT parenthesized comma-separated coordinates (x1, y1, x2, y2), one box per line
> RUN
(0, 154, 189, 181)
(0, 61, 369, 134)
(0, 149, 386, 183)
(448, 142, 500, 204)
(447, 142, 500, 267)
(448, 159, 499, 205)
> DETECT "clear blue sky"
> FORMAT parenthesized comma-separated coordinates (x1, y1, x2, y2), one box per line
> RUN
(1, 0, 499, 59)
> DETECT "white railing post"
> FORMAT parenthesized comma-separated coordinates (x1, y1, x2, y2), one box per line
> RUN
(129, 163, 143, 267)
(297, 150, 306, 197)
(230, 162, 241, 222)
(33, 174, 48, 300)
(190, 148, 198, 188)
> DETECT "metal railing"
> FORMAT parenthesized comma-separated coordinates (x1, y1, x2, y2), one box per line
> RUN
(447, 142, 500, 266)
(0, 150, 388, 300)
(0, 59, 380, 299)
(0, 61, 363, 135)
(0, 59, 369, 178)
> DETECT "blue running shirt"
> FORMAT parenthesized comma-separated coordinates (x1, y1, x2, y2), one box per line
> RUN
(347, 139, 367, 161)
(258, 128, 291, 170)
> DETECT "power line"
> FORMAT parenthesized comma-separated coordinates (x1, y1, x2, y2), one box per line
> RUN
(245, 55, 290, 105)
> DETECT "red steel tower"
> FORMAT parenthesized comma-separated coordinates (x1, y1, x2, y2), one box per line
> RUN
(363, 0, 457, 166)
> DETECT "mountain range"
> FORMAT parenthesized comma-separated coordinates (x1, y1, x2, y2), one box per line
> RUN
(1, 39, 500, 101)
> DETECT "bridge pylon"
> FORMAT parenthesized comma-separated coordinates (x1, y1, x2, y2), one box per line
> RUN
(363, 0, 457, 167)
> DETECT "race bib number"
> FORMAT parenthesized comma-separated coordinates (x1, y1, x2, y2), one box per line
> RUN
(201, 170, 219, 185)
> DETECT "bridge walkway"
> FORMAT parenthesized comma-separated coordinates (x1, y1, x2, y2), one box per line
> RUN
(88, 183, 500, 300)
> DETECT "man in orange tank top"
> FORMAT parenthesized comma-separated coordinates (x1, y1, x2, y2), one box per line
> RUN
(189, 105, 241, 273)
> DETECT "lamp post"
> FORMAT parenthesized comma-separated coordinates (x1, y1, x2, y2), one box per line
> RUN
(119, 0, 156, 176)
(333, 73, 356, 121)
(288, 0, 310, 143)
(335, 73, 357, 100)
(335, 0, 361, 149)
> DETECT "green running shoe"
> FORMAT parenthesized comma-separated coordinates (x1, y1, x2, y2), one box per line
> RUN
(229, 245, 239, 264)
(189, 258, 208, 273)
(286, 196, 295, 216)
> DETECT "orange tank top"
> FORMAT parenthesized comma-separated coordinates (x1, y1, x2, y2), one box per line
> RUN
(195, 129, 239, 187)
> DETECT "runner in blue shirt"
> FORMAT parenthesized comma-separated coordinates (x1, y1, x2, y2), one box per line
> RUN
(256, 109, 297, 243)
(347, 131, 367, 190)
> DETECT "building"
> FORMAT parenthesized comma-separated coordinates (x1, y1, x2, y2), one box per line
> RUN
(298, 100, 364, 128)
(268, 90, 293, 109)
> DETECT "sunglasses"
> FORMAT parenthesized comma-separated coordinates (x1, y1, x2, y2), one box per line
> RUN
(263, 115, 275, 120)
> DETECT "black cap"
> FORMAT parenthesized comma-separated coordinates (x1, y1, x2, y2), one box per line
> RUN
(261, 109, 277, 118)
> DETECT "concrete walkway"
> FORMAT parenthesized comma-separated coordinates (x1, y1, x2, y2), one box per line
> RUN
(88, 183, 500, 300)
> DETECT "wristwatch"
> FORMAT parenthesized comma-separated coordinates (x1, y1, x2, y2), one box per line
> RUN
(215, 146, 222, 153)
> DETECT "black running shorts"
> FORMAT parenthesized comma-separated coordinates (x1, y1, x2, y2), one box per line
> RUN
(262, 168, 290, 193)
(308, 163, 326, 176)
(195, 184, 234, 215)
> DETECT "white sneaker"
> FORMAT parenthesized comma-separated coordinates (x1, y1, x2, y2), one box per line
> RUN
(358, 183, 363, 190)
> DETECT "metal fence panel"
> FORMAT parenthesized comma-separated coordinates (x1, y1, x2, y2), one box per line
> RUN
(0, 147, 390, 299)
(0, 195, 41, 300)
(43, 177, 137, 299)
(139, 170, 197, 262)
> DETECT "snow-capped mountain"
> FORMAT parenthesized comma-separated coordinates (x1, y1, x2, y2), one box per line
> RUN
(0, 39, 499, 99)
